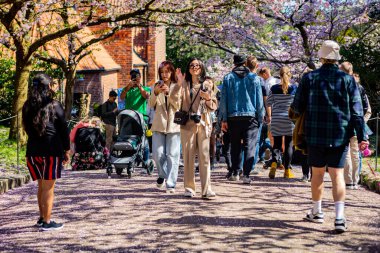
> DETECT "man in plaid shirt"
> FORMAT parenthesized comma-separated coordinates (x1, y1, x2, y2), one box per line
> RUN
(291, 40, 368, 233)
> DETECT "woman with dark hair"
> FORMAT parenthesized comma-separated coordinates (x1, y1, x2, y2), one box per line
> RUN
(22, 73, 70, 231)
(149, 61, 182, 193)
(173, 58, 217, 199)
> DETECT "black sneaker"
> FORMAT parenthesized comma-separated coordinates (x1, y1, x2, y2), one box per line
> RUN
(156, 178, 165, 189)
(335, 218, 347, 233)
(305, 209, 324, 223)
(36, 217, 43, 227)
(41, 221, 64, 231)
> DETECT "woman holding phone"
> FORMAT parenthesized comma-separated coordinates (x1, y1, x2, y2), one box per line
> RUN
(174, 58, 217, 199)
(149, 61, 181, 193)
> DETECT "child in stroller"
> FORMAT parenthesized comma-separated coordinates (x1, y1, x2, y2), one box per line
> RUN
(107, 109, 154, 178)
(70, 117, 109, 170)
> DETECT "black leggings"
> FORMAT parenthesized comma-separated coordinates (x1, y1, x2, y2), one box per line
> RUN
(273, 136, 293, 170)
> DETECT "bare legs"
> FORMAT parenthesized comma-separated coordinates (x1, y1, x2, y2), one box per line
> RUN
(311, 167, 345, 202)
(37, 179, 56, 223)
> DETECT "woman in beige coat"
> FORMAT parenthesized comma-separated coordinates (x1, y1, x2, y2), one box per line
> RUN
(174, 58, 217, 199)
(149, 61, 181, 193)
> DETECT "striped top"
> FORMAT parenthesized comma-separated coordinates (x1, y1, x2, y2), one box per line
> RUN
(267, 84, 297, 136)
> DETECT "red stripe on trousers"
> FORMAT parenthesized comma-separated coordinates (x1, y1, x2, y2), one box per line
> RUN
(27, 158, 38, 180)
(49, 157, 53, 180)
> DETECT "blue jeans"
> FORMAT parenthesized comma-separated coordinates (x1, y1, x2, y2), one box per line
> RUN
(152, 132, 181, 188)
(252, 124, 263, 169)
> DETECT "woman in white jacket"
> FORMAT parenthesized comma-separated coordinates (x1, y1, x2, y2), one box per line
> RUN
(149, 61, 181, 193)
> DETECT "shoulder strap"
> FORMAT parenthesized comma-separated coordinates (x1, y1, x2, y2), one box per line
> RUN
(187, 86, 201, 114)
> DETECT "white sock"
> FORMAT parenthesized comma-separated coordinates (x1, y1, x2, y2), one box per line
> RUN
(335, 201, 345, 220)
(312, 200, 322, 214)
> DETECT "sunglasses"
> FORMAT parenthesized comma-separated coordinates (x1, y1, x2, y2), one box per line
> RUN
(189, 64, 201, 69)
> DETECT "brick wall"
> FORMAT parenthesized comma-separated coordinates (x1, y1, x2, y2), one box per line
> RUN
(146, 27, 156, 86)
(73, 71, 118, 115)
(101, 70, 118, 103)
(74, 72, 101, 105)
(102, 29, 133, 88)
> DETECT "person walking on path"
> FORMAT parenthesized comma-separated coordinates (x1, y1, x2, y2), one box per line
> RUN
(173, 58, 217, 199)
(340, 62, 371, 190)
(247, 56, 271, 171)
(219, 54, 264, 184)
(22, 73, 70, 231)
(149, 61, 181, 193)
(101, 90, 118, 151)
(291, 40, 368, 233)
(120, 68, 153, 172)
(266, 66, 297, 179)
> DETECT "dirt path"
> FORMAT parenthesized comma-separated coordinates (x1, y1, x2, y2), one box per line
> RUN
(0, 164, 379, 252)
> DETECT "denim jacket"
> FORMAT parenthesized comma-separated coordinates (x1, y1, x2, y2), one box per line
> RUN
(219, 67, 264, 123)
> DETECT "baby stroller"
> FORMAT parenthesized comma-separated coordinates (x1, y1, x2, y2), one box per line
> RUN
(107, 109, 154, 178)
(71, 126, 109, 170)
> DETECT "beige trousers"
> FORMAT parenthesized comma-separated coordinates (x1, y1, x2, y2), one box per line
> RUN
(344, 136, 360, 185)
(181, 124, 212, 196)
(105, 124, 116, 151)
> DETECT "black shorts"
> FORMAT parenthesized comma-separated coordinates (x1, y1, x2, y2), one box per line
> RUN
(308, 144, 349, 168)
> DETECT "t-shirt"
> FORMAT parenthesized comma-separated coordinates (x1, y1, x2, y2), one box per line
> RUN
(124, 85, 150, 120)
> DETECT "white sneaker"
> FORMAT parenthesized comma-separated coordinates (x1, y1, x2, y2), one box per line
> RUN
(242, 176, 252, 184)
(166, 188, 175, 193)
(335, 218, 347, 233)
(228, 174, 239, 181)
(301, 175, 309, 182)
(305, 209, 324, 223)
(184, 191, 195, 198)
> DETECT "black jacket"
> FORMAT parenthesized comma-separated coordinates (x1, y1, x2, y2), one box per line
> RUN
(101, 100, 117, 126)
(23, 101, 70, 157)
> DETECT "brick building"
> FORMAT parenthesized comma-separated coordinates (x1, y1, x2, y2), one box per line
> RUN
(74, 26, 166, 107)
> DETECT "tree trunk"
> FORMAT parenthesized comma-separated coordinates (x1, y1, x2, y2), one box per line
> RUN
(8, 63, 32, 145)
(64, 68, 76, 120)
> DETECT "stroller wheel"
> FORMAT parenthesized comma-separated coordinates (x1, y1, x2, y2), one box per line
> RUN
(127, 164, 133, 179)
(107, 165, 114, 178)
(116, 168, 123, 176)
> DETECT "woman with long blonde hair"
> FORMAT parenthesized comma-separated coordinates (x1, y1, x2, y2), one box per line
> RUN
(266, 66, 297, 179)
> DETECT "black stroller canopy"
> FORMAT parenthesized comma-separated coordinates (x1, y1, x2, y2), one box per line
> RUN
(118, 110, 145, 137)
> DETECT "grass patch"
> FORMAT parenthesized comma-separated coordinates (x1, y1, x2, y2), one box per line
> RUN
(363, 156, 380, 173)
(0, 126, 27, 174)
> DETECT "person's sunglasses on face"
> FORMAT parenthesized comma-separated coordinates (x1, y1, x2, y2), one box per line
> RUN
(190, 64, 200, 69)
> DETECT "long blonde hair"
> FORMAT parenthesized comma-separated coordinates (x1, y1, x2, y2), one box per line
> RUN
(280, 66, 292, 94)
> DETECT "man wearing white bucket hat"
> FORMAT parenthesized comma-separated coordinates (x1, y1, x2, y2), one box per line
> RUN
(291, 40, 369, 233)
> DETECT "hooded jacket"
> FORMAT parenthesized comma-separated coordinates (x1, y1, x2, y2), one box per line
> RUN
(219, 66, 265, 122)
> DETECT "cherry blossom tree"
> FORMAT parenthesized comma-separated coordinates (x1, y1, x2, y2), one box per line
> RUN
(183, 0, 378, 76)
(0, 0, 235, 142)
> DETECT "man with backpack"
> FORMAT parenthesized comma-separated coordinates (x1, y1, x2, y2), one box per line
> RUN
(101, 90, 118, 151)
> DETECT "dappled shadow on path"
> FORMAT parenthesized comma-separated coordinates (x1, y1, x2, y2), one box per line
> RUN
(0, 167, 379, 252)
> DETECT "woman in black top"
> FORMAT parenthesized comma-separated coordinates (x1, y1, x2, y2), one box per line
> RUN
(22, 73, 70, 231)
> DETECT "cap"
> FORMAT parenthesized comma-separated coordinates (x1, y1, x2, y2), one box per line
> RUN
(130, 68, 141, 75)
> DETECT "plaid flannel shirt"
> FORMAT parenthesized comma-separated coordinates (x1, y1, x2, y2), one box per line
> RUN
(291, 64, 366, 147)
